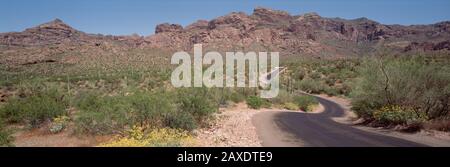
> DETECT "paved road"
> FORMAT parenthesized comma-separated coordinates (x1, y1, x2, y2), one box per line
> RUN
(252, 95, 427, 147)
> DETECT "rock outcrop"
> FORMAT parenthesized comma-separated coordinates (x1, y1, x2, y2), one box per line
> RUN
(140, 7, 450, 56)
(1, 7, 450, 57)
(155, 23, 183, 34)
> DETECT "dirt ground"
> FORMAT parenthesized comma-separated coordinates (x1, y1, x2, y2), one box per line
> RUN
(194, 103, 263, 147)
(12, 124, 110, 147)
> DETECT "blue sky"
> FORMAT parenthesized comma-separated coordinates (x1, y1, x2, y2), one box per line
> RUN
(1, 0, 449, 35)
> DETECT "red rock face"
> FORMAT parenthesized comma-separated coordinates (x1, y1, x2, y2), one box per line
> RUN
(155, 23, 183, 34)
(1, 7, 450, 57)
(405, 40, 450, 52)
(252, 7, 293, 24)
(0, 19, 121, 47)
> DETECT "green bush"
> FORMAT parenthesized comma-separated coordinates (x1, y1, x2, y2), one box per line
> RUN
(351, 56, 450, 122)
(128, 91, 176, 127)
(0, 120, 13, 147)
(164, 111, 196, 131)
(283, 102, 299, 110)
(212, 88, 245, 104)
(177, 88, 218, 124)
(294, 95, 319, 112)
(324, 87, 339, 96)
(229, 91, 245, 103)
(74, 88, 218, 134)
(271, 89, 294, 105)
(74, 93, 133, 134)
(309, 72, 322, 79)
(296, 79, 326, 94)
(246, 96, 265, 109)
(0, 88, 69, 128)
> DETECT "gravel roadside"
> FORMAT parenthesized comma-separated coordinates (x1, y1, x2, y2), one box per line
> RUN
(194, 103, 264, 147)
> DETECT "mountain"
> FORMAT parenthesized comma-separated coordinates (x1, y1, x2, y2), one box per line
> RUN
(1, 7, 450, 58)
(0, 19, 94, 46)
(143, 7, 450, 57)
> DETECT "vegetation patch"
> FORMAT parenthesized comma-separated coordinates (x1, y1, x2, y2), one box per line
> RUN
(0, 88, 69, 128)
(283, 102, 299, 110)
(351, 56, 449, 130)
(294, 95, 319, 112)
(0, 120, 13, 147)
(98, 126, 194, 147)
(246, 96, 266, 109)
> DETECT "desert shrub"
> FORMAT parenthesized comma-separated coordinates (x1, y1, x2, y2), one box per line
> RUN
(351, 56, 450, 123)
(246, 96, 265, 109)
(336, 68, 357, 79)
(296, 78, 326, 94)
(73, 91, 104, 111)
(207, 88, 244, 105)
(177, 88, 218, 124)
(229, 91, 245, 103)
(164, 111, 197, 131)
(373, 105, 428, 125)
(352, 100, 375, 119)
(128, 91, 176, 127)
(293, 70, 305, 80)
(271, 89, 294, 105)
(324, 86, 339, 96)
(75, 88, 217, 134)
(284, 58, 359, 97)
(309, 72, 322, 79)
(74, 94, 132, 134)
(98, 127, 194, 147)
(0, 88, 69, 127)
(324, 76, 336, 86)
(283, 102, 299, 110)
(0, 130, 13, 147)
(294, 95, 319, 112)
(0, 120, 13, 147)
(335, 83, 352, 96)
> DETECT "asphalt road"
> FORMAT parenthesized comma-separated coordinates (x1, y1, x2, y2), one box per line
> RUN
(252, 95, 427, 147)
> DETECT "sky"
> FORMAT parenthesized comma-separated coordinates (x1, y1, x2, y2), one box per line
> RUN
(0, 0, 449, 36)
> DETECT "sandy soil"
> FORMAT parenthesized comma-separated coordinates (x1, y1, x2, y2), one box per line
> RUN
(12, 124, 110, 147)
(194, 103, 263, 147)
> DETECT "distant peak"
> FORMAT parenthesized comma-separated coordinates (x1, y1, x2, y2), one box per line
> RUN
(304, 12, 320, 16)
(35, 18, 75, 31)
(42, 18, 67, 26)
(155, 23, 183, 34)
(53, 18, 64, 23)
(352, 17, 373, 22)
(253, 7, 290, 16)
(252, 7, 292, 23)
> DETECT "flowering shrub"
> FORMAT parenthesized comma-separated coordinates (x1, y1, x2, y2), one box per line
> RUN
(49, 115, 70, 133)
(98, 126, 195, 147)
(283, 102, 299, 111)
(373, 105, 428, 125)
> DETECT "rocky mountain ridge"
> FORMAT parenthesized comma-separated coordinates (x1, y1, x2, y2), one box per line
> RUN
(1, 7, 449, 57)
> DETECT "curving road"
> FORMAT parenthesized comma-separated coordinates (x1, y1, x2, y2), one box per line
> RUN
(252, 95, 427, 147)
